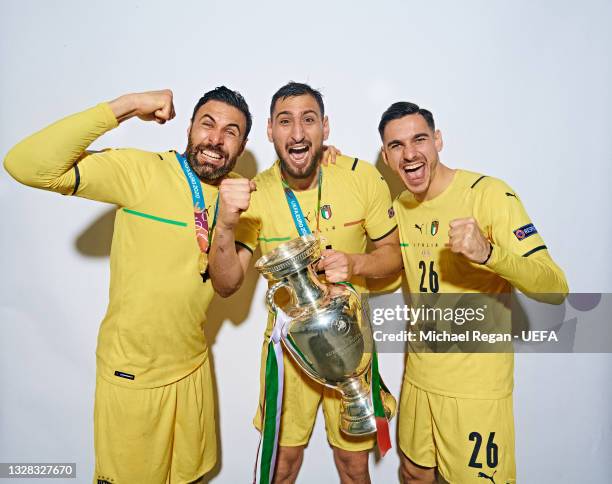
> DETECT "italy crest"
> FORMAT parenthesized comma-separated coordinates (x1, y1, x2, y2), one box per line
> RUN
(321, 204, 332, 220)
(430, 220, 439, 236)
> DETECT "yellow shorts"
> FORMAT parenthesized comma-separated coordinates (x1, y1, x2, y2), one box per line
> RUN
(399, 381, 516, 484)
(94, 359, 217, 484)
(253, 341, 376, 452)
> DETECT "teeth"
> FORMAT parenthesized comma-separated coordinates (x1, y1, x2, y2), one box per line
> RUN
(201, 149, 222, 160)
(403, 163, 424, 172)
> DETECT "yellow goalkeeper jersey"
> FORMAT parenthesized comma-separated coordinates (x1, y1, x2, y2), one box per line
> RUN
(394, 169, 568, 398)
(4, 103, 230, 388)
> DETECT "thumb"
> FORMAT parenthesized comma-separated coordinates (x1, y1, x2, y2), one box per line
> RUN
(154, 109, 167, 124)
(155, 102, 173, 123)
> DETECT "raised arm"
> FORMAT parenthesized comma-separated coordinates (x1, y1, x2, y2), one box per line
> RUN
(449, 180, 569, 304)
(4, 90, 175, 202)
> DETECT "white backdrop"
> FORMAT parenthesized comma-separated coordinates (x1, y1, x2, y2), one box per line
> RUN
(1, 0, 611, 482)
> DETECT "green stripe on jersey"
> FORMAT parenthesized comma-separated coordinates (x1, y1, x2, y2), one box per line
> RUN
(258, 236, 291, 242)
(123, 208, 188, 227)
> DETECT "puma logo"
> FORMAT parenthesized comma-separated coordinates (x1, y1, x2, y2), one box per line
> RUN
(477, 470, 497, 483)
(414, 223, 423, 233)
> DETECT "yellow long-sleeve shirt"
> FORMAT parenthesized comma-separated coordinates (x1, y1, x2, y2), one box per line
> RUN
(394, 169, 568, 398)
(4, 103, 222, 388)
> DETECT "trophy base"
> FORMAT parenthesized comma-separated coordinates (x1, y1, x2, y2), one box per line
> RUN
(338, 378, 377, 436)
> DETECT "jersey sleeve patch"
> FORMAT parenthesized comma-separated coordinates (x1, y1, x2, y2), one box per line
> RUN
(513, 223, 537, 241)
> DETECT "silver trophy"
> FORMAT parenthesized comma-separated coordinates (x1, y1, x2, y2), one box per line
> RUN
(255, 234, 395, 435)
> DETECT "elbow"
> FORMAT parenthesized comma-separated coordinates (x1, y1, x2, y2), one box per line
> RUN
(210, 271, 243, 298)
(4, 147, 39, 188)
(3, 150, 25, 184)
(214, 285, 239, 298)
(528, 278, 569, 305)
(553, 278, 570, 305)
(548, 269, 570, 305)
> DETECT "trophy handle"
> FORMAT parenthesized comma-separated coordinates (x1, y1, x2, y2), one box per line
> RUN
(265, 279, 290, 313)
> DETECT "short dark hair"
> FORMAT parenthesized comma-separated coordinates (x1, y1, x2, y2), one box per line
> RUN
(270, 82, 325, 117)
(191, 86, 252, 139)
(378, 102, 435, 139)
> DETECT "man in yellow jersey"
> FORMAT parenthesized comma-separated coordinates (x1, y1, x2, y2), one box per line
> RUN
(4, 87, 252, 483)
(377, 102, 569, 483)
(209, 82, 402, 483)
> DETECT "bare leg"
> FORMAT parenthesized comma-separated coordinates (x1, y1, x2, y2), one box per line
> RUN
(273, 445, 305, 484)
(399, 452, 436, 484)
(332, 447, 371, 484)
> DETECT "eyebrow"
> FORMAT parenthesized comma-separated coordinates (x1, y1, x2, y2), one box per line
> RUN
(386, 139, 403, 147)
(200, 113, 241, 134)
(386, 132, 430, 147)
(275, 109, 319, 120)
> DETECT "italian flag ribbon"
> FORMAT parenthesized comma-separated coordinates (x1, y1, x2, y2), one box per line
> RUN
(371, 349, 392, 456)
(255, 309, 289, 484)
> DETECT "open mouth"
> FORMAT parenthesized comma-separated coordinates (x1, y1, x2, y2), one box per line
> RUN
(287, 143, 310, 163)
(402, 162, 426, 181)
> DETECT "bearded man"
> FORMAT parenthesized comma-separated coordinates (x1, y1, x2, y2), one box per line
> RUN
(4, 86, 252, 483)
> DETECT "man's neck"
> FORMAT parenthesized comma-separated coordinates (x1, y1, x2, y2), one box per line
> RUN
(415, 163, 456, 202)
(281, 164, 320, 191)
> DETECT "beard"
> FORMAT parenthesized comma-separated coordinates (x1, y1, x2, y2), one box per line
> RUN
(185, 138, 238, 183)
(277, 142, 324, 180)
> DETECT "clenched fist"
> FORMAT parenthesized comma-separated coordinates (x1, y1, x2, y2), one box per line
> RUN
(318, 249, 354, 283)
(448, 217, 492, 264)
(109, 89, 176, 124)
(217, 178, 257, 231)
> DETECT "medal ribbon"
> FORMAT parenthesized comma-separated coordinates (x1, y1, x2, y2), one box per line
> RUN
(175, 152, 218, 278)
(280, 165, 323, 236)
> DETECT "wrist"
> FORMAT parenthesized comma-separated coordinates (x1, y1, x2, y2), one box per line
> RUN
(215, 221, 237, 234)
(479, 242, 493, 265)
(350, 253, 364, 277)
(108, 94, 137, 123)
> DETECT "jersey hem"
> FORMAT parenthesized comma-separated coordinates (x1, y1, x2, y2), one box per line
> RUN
(96, 350, 209, 389)
(398, 446, 436, 470)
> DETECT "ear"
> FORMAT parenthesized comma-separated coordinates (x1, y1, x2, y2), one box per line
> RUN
(267, 118, 273, 142)
(381, 146, 389, 167)
(238, 138, 248, 157)
(322, 115, 330, 141)
(434, 129, 443, 152)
